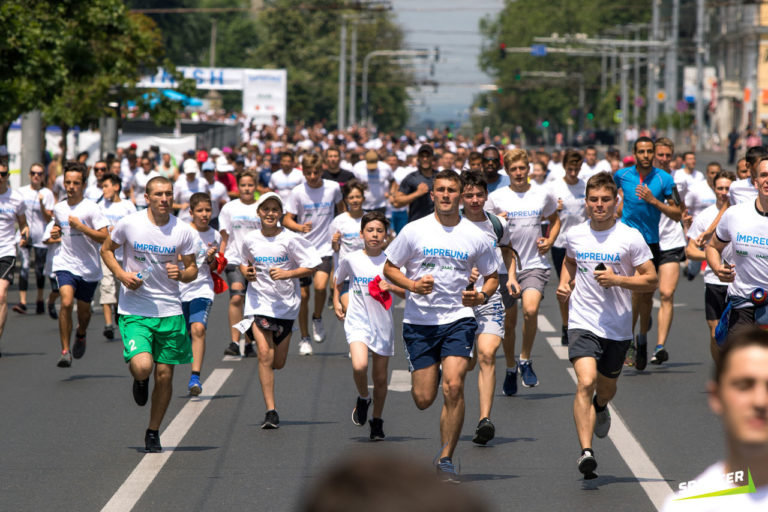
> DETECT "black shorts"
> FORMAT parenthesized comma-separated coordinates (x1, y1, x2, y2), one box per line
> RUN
(299, 256, 332, 287)
(551, 246, 567, 279)
(648, 242, 661, 270)
(658, 247, 685, 266)
(728, 306, 756, 337)
(705, 284, 728, 321)
(568, 328, 632, 379)
(225, 264, 246, 296)
(0, 256, 15, 284)
(252, 315, 294, 345)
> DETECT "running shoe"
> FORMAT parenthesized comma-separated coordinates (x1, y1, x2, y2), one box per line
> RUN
(519, 360, 539, 387)
(72, 332, 86, 359)
(48, 302, 58, 320)
(502, 368, 517, 396)
(650, 346, 669, 365)
(188, 374, 202, 396)
(635, 341, 648, 371)
(369, 418, 385, 441)
(624, 343, 636, 367)
(261, 409, 280, 429)
(594, 404, 611, 439)
(244, 342, 257, 358)
(561, 325, 569, 346)
(103, 324, 115, 340)
(224, 341, 240, 356)
(312, 316, 326, 343)
(577, 450, 598, 479)
(472, 417, 496, 445)
(56, 350, 72, 368)
(352, 396, 371, 426)
(133, 378, 149, 406)
(436, 457, 460, 484)
(36, 300, 44, 314)
(145, 430, 162, 453)
(12, 303, 26, 314)
(299, 337, 313, 356)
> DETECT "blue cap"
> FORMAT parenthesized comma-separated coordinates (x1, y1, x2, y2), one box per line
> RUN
(201, 161, 215, 172)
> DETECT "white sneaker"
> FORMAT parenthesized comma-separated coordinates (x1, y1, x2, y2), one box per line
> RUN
(312, 317, 326, 343)
(299, 337, 314, 355)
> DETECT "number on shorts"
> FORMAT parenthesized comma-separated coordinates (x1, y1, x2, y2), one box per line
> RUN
(128, 339, 136, 352)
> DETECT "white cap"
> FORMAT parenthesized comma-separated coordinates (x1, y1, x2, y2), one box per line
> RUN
(256, 191, 283, 210)
(183, 159, 199, 174)
(210, 147, 222, 155)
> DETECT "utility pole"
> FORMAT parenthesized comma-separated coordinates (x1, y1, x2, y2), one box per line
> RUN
(620, 54, 629, 151)
(20, 111, 42, 187)
(601, 54, 607, 95)
(633, 29, 641, 128)
(338, 18, 347, 131)
(665, 0, 680, 143)
(694, 0, 705, 150)
(348, 19, 358, 126)
(647, 0, 660, 130)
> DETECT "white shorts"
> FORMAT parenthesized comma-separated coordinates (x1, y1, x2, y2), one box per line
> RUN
(346, 329, 394, 357)
(473, 292, 505, 338)
(100, 259, 118, 304)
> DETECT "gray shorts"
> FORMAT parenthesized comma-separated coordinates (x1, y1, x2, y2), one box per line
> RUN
(225, 264, 247, 297)
(517, 268, 551, 296)
(473, 293, 505, 338)
(497, 274, 516, 309)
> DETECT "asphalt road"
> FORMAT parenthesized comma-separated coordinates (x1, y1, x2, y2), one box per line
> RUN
(0, 268, 723, 511)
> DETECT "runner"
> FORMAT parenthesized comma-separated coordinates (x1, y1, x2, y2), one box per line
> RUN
(485, 148, 560, 393)
(383, 170, 499, 482)
(673, 151, 704, 205)
(333, 211, 405, 440)
(98, 173, 137, 340)
(480, 146, 510, 193)
(239, 192, 321, 429)
(549, 149, 587, 346)
(130, 156, 161, 209)
(330, 180, 366, 313)
(268, 151, 304, 202)
(101, 175, 198, 453)
(460, 172, 510, 445)
(173, 160, 209, 223)
(322, 147, 355, 187)
(352, 150, 393, 215)
(0, 160, 28, 355)
(394, 144, 434, 223)
(283, 153, 344, 355)
(13, 163, 54, 315)
(200, 161, 229, 230)
(219, 171, 260, 357)
(556, 172, 657, 479)
(180, 193, 222, 396)
(51, 161, 109, 367)
(686, 171, 735, 360)
(580, 146, 611, 182)
(613, 137, 683, 371)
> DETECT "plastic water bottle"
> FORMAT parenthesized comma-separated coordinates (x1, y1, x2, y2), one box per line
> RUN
(136, 265, 154, 280)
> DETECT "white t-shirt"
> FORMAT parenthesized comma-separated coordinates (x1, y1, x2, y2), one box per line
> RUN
(173, 176, 209, 222)
(714, 200, 768, 306)
(0, 189, 25, 258)
(18, 185, 54, 248)
(688, 204, 731, 286)
(131, 170, 161, 207)
(329, 212, 364, 261)
(686, 180, 716, 218)
(580, 160, 611, 182)
(101, 199, 138, 262)
(673, 169, 705, 204)
(549, 178, 587, 248)
(111, 210, 197, 317)
(42, 220, 58, 276)
(52, 199, 109, 281)
(335, 251, 395, 356)
(728, 178, 758, 206)
(385, 214, 498, 325)
(564, 221, 652, 340)
(660, 461, 768, 511)
(467, 213, 509, 281)
(219, 199, 260, 266)
(352, 161, 393, 211)
(659, 212, 686, 251)
(240, 228, 322, 319)
(206, 180, 230, 219)
(53, 175, 67, 201)
(485, 185, 558, 270)
(546, 161, 565, 182)
(268, 169, 304, 202)
(285, 180, 342, 257)
(180, 227, 222, 302)
(85, 184, 102, 202)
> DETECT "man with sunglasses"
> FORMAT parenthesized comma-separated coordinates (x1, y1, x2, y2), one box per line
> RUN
(13, 163, 54, 315)
(85, 161, 109, 202)
(393, 144, 435, 223)
(480, 146, 509, 193)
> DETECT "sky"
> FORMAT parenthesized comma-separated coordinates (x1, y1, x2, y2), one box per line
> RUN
(389, 0, 505, 126)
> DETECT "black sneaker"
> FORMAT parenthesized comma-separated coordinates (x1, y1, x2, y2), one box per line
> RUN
(561, 325, 569, 346)
(72, 332, 86, 359)
(36, 300, 45, 314)
(472, 417, 496, 445)
(369, 418, 385, 441)
(352, 396, 371, 426)
(12, 303, 27, 314)
(224, 342, 240, 356)
(48, 302, 58, 320)
(261, 409, 279, 429)
(133, 378, 149, 406)
(103, 324, 115, 340)
(577, 450, 598, 479)
(635, 341, 648, 371)
(650, 346, 669, 365)
(244, 342, 257, 358)
(145, 430, 162, 453)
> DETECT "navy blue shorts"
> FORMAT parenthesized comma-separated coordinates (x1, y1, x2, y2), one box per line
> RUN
(54, 270, 99, 303)
(402, 317, 477, 371)
(182, 298, 213, 327)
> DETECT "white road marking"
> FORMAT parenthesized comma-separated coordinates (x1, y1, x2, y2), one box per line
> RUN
(545, 336, 569, 360)
(537, 314, 556, 332)
(652, 298, 687, 309)
(221, 355, 242, 362)
(101, 368, 234, 512)
(388, 369, 412, 392)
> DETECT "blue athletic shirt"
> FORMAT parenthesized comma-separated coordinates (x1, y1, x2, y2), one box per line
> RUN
(613, 165, 676, 244)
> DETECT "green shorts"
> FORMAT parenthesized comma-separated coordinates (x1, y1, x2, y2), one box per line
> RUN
(120, 314, 191, 365)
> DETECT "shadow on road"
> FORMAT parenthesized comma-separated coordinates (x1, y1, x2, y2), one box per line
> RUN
(61, 374, 125, 382)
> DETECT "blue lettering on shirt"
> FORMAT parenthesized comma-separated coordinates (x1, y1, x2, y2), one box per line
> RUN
(353, 276, 375, 285)
(303, 201, 333, 210)
(133, 242, 177, 255)
(422, 247, 469, 260)
(253, 255, 289, 263)
(576, 251, 622, 262)
(736, 232, 768, 246)
(506, 209, 542, 218)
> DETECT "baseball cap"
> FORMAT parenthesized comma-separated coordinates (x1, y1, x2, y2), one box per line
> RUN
(129, 142, 137, 150)
(210, 147, 222, 156)
(365, 149, 379, 171)
(622, 156, 636, 166)
(256, 191, 283, 210)
(196, 150, 209, 163)
(235, 155, 245, 164)
(183, 159, 199, 174)
(417, 144, 434, 156)
(201, 161, 215, 172)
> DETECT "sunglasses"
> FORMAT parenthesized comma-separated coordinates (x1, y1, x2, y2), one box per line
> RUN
(482, 157, 499, 162)
(30, 171, 44, 176)
(94, 167, 107, 172)
(0, 172, 9, 178)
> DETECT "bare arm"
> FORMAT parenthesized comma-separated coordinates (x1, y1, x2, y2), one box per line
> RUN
(100, 235, 142, 290)
(281, 212, 307, 233)
(219, 229, 229, 257)
(594, 260, 658, 292)
(383, 260, 433, 294)
(70, 217, 108, 244)
(706, 236, 735, 283)
(556, 255, 578, 303)
(177, 253, 198, 283)
(685, 237, 706, 262)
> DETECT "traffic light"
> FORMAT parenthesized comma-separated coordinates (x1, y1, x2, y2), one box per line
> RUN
(499, 43, 507, 59)
(586, 112, 594, 120)
(542, 120, 550, 128)
(615, 95, 621, 109)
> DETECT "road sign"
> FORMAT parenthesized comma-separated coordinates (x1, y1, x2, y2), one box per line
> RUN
(530, 44, 548, 57)
(656, 91, 666, 102)
(613, 109, 623, 123)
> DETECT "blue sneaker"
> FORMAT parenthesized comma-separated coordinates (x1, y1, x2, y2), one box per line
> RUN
(502, 368, 517, 396)
(519, 360, 539, 387)
(188, 374, 202, 396)
(436, 457, 460, 483)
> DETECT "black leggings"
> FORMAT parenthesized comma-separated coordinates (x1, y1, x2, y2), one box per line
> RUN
(18, 247, 48, 291)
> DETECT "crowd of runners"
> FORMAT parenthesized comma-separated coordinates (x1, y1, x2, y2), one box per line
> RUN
(0, 126, 766, 491)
